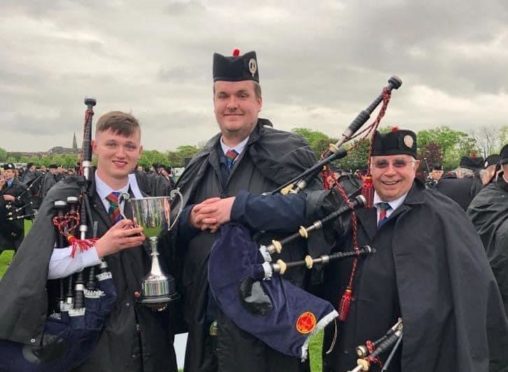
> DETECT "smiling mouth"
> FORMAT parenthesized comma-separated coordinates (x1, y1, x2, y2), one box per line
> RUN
(382, 180, 400, 186)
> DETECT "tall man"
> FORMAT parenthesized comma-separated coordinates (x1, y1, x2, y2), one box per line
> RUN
(196, 129, 508, 371)
(0, 112, 177, 371)
(173, 49, 319, 371)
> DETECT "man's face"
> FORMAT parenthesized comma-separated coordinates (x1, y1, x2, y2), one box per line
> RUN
(4, 169, 15, 181)
(93, 128, 142, 181)
(370, 154, 419, 201)
(430, 169, 443, 181)
(213, 80, 262, 139)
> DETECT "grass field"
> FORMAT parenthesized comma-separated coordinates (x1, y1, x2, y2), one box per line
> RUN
(0, 220, 324, 371)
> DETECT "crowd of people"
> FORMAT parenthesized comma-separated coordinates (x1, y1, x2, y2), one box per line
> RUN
(0, 49, 507, 372)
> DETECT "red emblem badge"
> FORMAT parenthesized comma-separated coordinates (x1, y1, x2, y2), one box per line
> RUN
(296, 311, 317, 334)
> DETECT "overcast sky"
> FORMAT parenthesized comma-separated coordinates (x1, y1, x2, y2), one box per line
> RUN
(1, 0, 507, 152)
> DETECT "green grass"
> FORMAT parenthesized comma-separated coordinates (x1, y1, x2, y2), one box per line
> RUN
(0, 219, 31, 279)
(0, 250, 14, 278)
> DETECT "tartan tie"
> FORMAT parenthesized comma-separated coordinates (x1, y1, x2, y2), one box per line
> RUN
(225, 149, 239, 171)
(106, 191, 122, 223)
(377, 202, 391, 227)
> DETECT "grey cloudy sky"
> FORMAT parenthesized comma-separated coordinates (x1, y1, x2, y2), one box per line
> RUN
(1, 0, 507, 152)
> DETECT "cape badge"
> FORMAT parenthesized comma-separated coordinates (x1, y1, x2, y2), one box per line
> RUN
(296, 311, 317, 334)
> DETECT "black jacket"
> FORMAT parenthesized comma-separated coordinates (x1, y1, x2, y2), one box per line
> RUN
(468, 174, 508, 316)
(172, 119, 321, 372)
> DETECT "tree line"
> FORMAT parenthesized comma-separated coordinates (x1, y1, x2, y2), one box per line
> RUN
(1, 125, 507, 170)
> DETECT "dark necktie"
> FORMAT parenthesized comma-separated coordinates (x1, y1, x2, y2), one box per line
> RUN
(106, 191, 122, 223)
(377, 202, 392, 227)
(225, 149, 239, 171)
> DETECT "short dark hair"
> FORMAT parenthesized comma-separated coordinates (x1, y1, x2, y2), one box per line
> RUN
(96, 111, 140, 137)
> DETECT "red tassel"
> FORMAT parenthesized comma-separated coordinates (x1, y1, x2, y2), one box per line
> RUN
(361, 175, 374, 208)
(232, 48, 240, 57)
(321, 166, 334, 190)
(338, 288, 352, 321)
(67, 235, 98, 257)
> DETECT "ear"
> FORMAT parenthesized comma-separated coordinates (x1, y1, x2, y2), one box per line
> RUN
(414, 159, 421, 170)
(91, 139, 97, 154)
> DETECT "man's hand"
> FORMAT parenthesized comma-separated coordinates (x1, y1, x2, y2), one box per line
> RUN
(190, 197, 235, 233)
(2, 194, 15, 202)
(95, 219, 146, 258)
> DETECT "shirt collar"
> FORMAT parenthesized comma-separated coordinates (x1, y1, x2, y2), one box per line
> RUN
(95, 173, 143, 206)
(373, 191, 408, 211)
(220, 136, 249, 157)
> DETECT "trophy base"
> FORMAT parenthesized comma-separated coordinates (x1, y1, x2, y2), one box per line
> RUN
(140, 293, 180, 311)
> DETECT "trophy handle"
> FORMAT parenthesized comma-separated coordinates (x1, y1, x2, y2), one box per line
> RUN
(168, 188, 183, 232)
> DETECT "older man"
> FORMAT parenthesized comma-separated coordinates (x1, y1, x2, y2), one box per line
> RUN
(197, 129, 508, 372)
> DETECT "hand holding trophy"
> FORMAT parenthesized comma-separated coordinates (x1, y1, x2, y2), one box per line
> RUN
(129, 191, 182, 310)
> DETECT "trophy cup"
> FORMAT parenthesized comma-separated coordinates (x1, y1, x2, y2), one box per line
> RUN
(129, 194, 182, 310)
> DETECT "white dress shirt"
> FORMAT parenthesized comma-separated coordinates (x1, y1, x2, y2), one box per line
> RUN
(220, 135, 249, 158)
(373, 191, 407, 225)
(47, 173, 143, 279)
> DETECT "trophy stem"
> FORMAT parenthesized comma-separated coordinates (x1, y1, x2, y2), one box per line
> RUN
(149, 237, 164, 276)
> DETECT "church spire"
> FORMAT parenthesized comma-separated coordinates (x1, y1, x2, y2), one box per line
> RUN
(72, 132, 77, 150)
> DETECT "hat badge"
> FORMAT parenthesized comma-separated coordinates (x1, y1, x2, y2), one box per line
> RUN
(403, 135, 414, 149)
(248, 58, 257, 77)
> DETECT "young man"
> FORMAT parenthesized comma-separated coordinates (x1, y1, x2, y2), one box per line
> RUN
(0, 111, 177, 372)
(173, 50, 320, 372)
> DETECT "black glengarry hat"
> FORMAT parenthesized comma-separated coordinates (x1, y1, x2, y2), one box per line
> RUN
(213, 49, 259, 82)
(4, 163, 15, 170)
(459, 156, 484, 170)
(371, 128, 417, 158)
(484, 154, 500, 169)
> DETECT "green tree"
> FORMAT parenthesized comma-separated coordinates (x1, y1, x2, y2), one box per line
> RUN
(0, 148, 7, 162)
(291, 128, 337, 158)
(337, 137, 370, 172)
(166, 145, 201, 167)
(139, 150, 169, 168)
(416, 127, 478, 169)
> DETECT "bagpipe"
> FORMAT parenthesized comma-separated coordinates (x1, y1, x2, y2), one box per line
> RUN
(347, 318, 403, 372)
(0, 98, 117, 372)
(208, 77, 402, 360)
(4, 172, 44, 221)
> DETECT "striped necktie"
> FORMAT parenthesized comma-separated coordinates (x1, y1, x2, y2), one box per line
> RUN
(225, 149, 239, 171)
(377, 202, 392, 227)
(106, 191, 122, 223)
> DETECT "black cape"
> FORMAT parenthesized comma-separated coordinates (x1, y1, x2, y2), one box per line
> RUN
(317, 182, 508, 372)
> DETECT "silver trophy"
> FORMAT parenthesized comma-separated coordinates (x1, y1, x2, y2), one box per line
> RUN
(129, 193, 182, 309)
